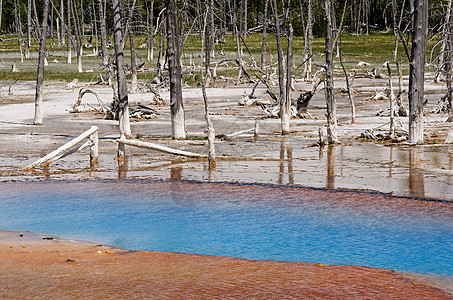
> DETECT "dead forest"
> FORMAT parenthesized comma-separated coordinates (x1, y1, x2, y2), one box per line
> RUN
(1, 0, 453, 166)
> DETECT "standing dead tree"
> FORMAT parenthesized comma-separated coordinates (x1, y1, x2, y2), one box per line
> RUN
(34, 0, 50, 125)
(324, 0, 338, 144)
(112, 0, 132, 148)
(408, 0, 428, 144)
(166, 0, 186, 139)
(199, 1, 216, 167)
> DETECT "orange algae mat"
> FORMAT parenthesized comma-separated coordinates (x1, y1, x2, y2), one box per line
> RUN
(0, 231, 451, 299)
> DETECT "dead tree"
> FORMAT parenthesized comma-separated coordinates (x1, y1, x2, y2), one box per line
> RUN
(26, 0, 31, 59)
(60, 0, 65, 45)
(67, 0, 72, 64)
(408, 0, 428, 144)
(167, 0, 186, 139)
(324, 0, 338, 144)
(70, 0, 83, 72)
(260, 0, 269, 69)
(99, 0, 108, 65)
(339, 34, 355, 124)
(34, 0, 50, 125)
(302, 0, 314, 80)
(199, 3, 216, 167)
(281, 25, 293, 135)
(112, 0, 132, 141)
(14, 0, 24, 62)
(146, 0, 155, 61)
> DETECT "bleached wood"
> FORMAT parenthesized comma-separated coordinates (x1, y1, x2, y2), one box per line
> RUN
(117, 139, 207, 158)
(25, 126, 98, 169)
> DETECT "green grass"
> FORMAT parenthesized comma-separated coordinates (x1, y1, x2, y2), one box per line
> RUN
(0, 32, 438, 82)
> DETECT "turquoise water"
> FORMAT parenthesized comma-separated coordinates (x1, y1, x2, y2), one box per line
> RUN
(1, 181, 452, 276)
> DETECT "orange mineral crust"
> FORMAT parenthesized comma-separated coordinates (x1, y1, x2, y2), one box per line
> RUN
(0, 231, 451, 299)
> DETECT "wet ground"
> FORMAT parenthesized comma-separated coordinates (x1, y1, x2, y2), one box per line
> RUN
(0, 77, 451, 200)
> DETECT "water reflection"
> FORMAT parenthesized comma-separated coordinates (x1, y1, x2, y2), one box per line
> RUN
(408, 148, 425, 198)
(326, 145, 337, 189)
(278, 139, 294, 185)
(117, 157, 128, 179)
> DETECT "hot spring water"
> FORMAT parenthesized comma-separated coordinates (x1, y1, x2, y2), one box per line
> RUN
(0, 181, 452, 276)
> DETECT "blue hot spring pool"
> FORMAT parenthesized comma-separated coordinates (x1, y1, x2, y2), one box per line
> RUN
(0, 181, 452, 276)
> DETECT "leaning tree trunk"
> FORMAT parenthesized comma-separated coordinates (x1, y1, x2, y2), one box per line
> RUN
(408, 0, 427, 145)
(34, 0, 50, 125)
(324, 0, 338, 143)
(112, 0, 132, 140)
(60, 0, 65, 45)
(166, 0, 186, 139)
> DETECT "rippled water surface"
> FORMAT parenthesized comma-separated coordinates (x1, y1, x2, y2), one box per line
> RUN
(1, 181, 452, 276)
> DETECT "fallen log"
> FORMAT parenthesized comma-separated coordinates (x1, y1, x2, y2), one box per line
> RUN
(117, 139, 207, 158)
(25, 126, 99, 169)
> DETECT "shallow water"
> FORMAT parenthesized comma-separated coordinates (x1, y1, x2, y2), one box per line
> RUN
(0, 180, 452, 276)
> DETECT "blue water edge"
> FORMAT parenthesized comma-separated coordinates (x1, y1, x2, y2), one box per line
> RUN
(0, 181, 452, 276)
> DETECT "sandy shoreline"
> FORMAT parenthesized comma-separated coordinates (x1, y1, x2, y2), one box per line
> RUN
(0, 230, 451, 299)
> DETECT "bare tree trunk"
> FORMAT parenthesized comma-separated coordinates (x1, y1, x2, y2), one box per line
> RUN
(26, 0, 32, 59)
(339, 34, 355, 124)
(14, 0, 24, 62)
(91, 1, 98, 55)
(60, 0, 65, 45)
(67, 0, 72, 64)
(71, 0, 83, 73)
(112, 0, 132, 140)
(408, 0, 427, 144)
(34, 0, 50, 125)
(260, 0, 269, 69)
(167, 0, 186, 139)
(281, 25, 293, 135)
(33, 0, 41, 37)
(271, 0, 286, 118)
(304, 0, 313, 80)
(385, 61, 395, 135)
(128, 0, 138, 93)
(0, 0, 3, 34)
(99, 0, 108, 65)
(146, 0, 154, 61)
(435, 0, 452, 83)
(200, 6, 216, 167)
(324, 0, 338, 143)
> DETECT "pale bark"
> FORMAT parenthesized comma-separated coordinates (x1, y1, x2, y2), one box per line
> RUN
(14, 0, 24, 62)
(34, 0, 50, 125)
(324, 0, 338, 143)
(146, 0, 155, 61)
(271, 0, 286, 115)
(281, 25, 293, 135)
(67, 0, 72, 64)
(408, 0, 427, 144)
(26, 0, 31, 59)
(304, 0, 313, 80)
(200, 7, 216, 167)
(60, 0, 65, 45)
(167, 0, 186, 139)
(385, 61, 395, 135)
(99, 0, 108, 65)
(260, 0, 269, 69)
(71, 0, 83, 72)
(112, 0, 132, 140)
